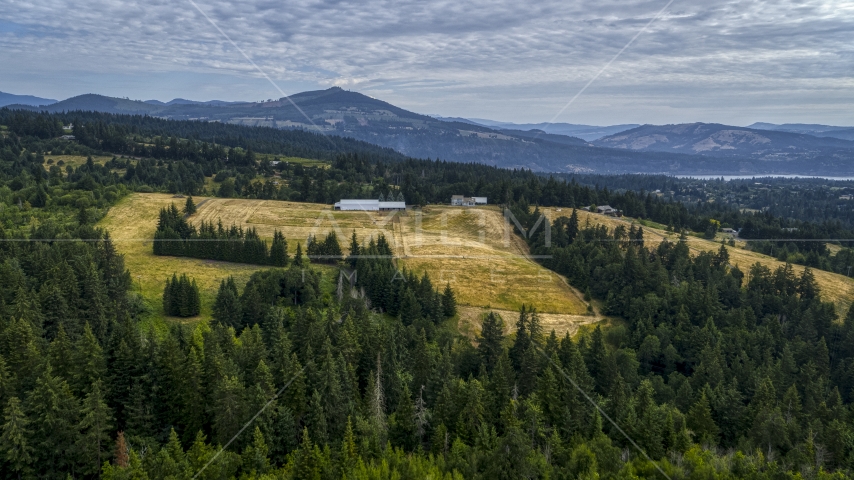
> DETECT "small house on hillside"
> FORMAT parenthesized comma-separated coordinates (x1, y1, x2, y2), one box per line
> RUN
(596, 205, 621, 216)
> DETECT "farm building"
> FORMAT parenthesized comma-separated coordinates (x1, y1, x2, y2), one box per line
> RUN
(595, 205, 621, 216)
(334, 199, 406, 211)
(450, 195, 487, 206)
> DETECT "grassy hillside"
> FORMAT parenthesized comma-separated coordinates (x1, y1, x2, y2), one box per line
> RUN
(99, 194, 337, 323)
(100, 194, 854, 331)
(100, 194, 591, 331)
(544, 207, 854, 315)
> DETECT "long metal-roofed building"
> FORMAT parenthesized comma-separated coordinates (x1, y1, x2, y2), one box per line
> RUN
(334, 199, 406, 211)
(451, 195, 487, 206)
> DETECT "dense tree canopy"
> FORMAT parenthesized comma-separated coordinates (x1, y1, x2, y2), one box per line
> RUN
(3, 109, 854, 478)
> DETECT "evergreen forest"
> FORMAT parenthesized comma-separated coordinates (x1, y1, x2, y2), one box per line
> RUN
(3, 107, 854, 479)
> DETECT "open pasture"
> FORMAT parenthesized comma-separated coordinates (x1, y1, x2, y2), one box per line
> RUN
(100, 194, 592, 325)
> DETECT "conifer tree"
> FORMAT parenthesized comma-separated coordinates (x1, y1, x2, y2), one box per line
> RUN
(47, 326, 74, 385)
(270, 231, 289, 267)
(687, 391, 719, 444)
(293, 428, 321, 480)
(26, 365, 80, 476)
(389, 384, 417, 451)
(241, 426, 270, 475)
(76, 380, 113, 476)
(339, 417, 358, 474)
(72, 323, 106, 395)
(114, 431, 128, 468)
(370, 354, 387, 438)
(183, 196, 196, 215)
(307, 390, 328, 445)
(478, 312, 505, 372)
(441, 282, 457, 318)
(124, 379, 155, 439)
(585, 325, 611, 395)
(163, 274, 200, 317)
(347, 230, 361, 268)
(0, 397, 33, 478)
(294, 242, 305, 267)
(163, 273, 177, 315)
(213, 277, 242, 328)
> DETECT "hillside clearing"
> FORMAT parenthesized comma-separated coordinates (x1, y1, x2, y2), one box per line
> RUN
(99, 193, 336, 322)
(100, 194, 592, 325)
(543, 207, 854, 315)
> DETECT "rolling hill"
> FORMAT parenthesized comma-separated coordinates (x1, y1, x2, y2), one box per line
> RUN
(592, 123, 854, 174)
(99, 193, 594, 334)
(461, 119, 640, 141)
(749, 122, 854, 142)
(0, 91, 57, 108)
(10, 88, 854, 175)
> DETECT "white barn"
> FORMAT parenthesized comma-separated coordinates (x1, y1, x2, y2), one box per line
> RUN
(334, 199, 406, 211)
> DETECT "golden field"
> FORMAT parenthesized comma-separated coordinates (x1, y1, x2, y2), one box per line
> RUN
(99, 194, 592, 329)
(99, 193, 854, 333)
(99, 194, 335, 322)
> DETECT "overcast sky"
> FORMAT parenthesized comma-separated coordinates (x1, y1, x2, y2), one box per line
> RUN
(1, 0, 853, 125)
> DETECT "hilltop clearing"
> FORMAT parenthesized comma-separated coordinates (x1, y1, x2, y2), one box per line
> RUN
(101, 194, 592, 331)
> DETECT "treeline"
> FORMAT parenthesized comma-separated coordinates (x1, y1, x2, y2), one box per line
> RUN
(512, 208, 854, 472)
(152, 203, 289, 266)
(0, 108, 407, 162)
(349, 232, 457, 328)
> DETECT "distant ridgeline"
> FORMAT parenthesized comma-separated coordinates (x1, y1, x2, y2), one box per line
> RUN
(153, 203, 289, 266)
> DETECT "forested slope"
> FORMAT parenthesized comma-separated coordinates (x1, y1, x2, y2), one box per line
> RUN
(2, 110, 854, 478)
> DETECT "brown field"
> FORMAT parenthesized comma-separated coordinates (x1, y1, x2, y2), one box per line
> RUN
(43, 154, 115, 169)
(99, 194, 337, 322)
(542, 207, 854, 315)
(458, 306, 600, 339)
(395, 206, 588, 315)
(99, 194, 264, 320)
(194, 200, 589, 315)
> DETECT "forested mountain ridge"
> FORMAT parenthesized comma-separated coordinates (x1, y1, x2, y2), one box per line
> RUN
(448, 118, 640, 141)
(594, 122, 854, 158)
(750, 122, 854, 142)
(14, 88, 854, 174)
(0, 91, 57, 108)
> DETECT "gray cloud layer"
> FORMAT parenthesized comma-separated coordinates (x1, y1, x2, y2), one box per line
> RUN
(1, 0, 852, 124)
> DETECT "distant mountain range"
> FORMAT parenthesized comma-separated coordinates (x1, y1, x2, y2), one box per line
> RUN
(593, 123, 854, 160)
(4, 88, 854, 175)
(749, 122, 854, 141)
(0, 91, 57, 108)
(143, 98, 245, 107)
(438, 118, 640, 141)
